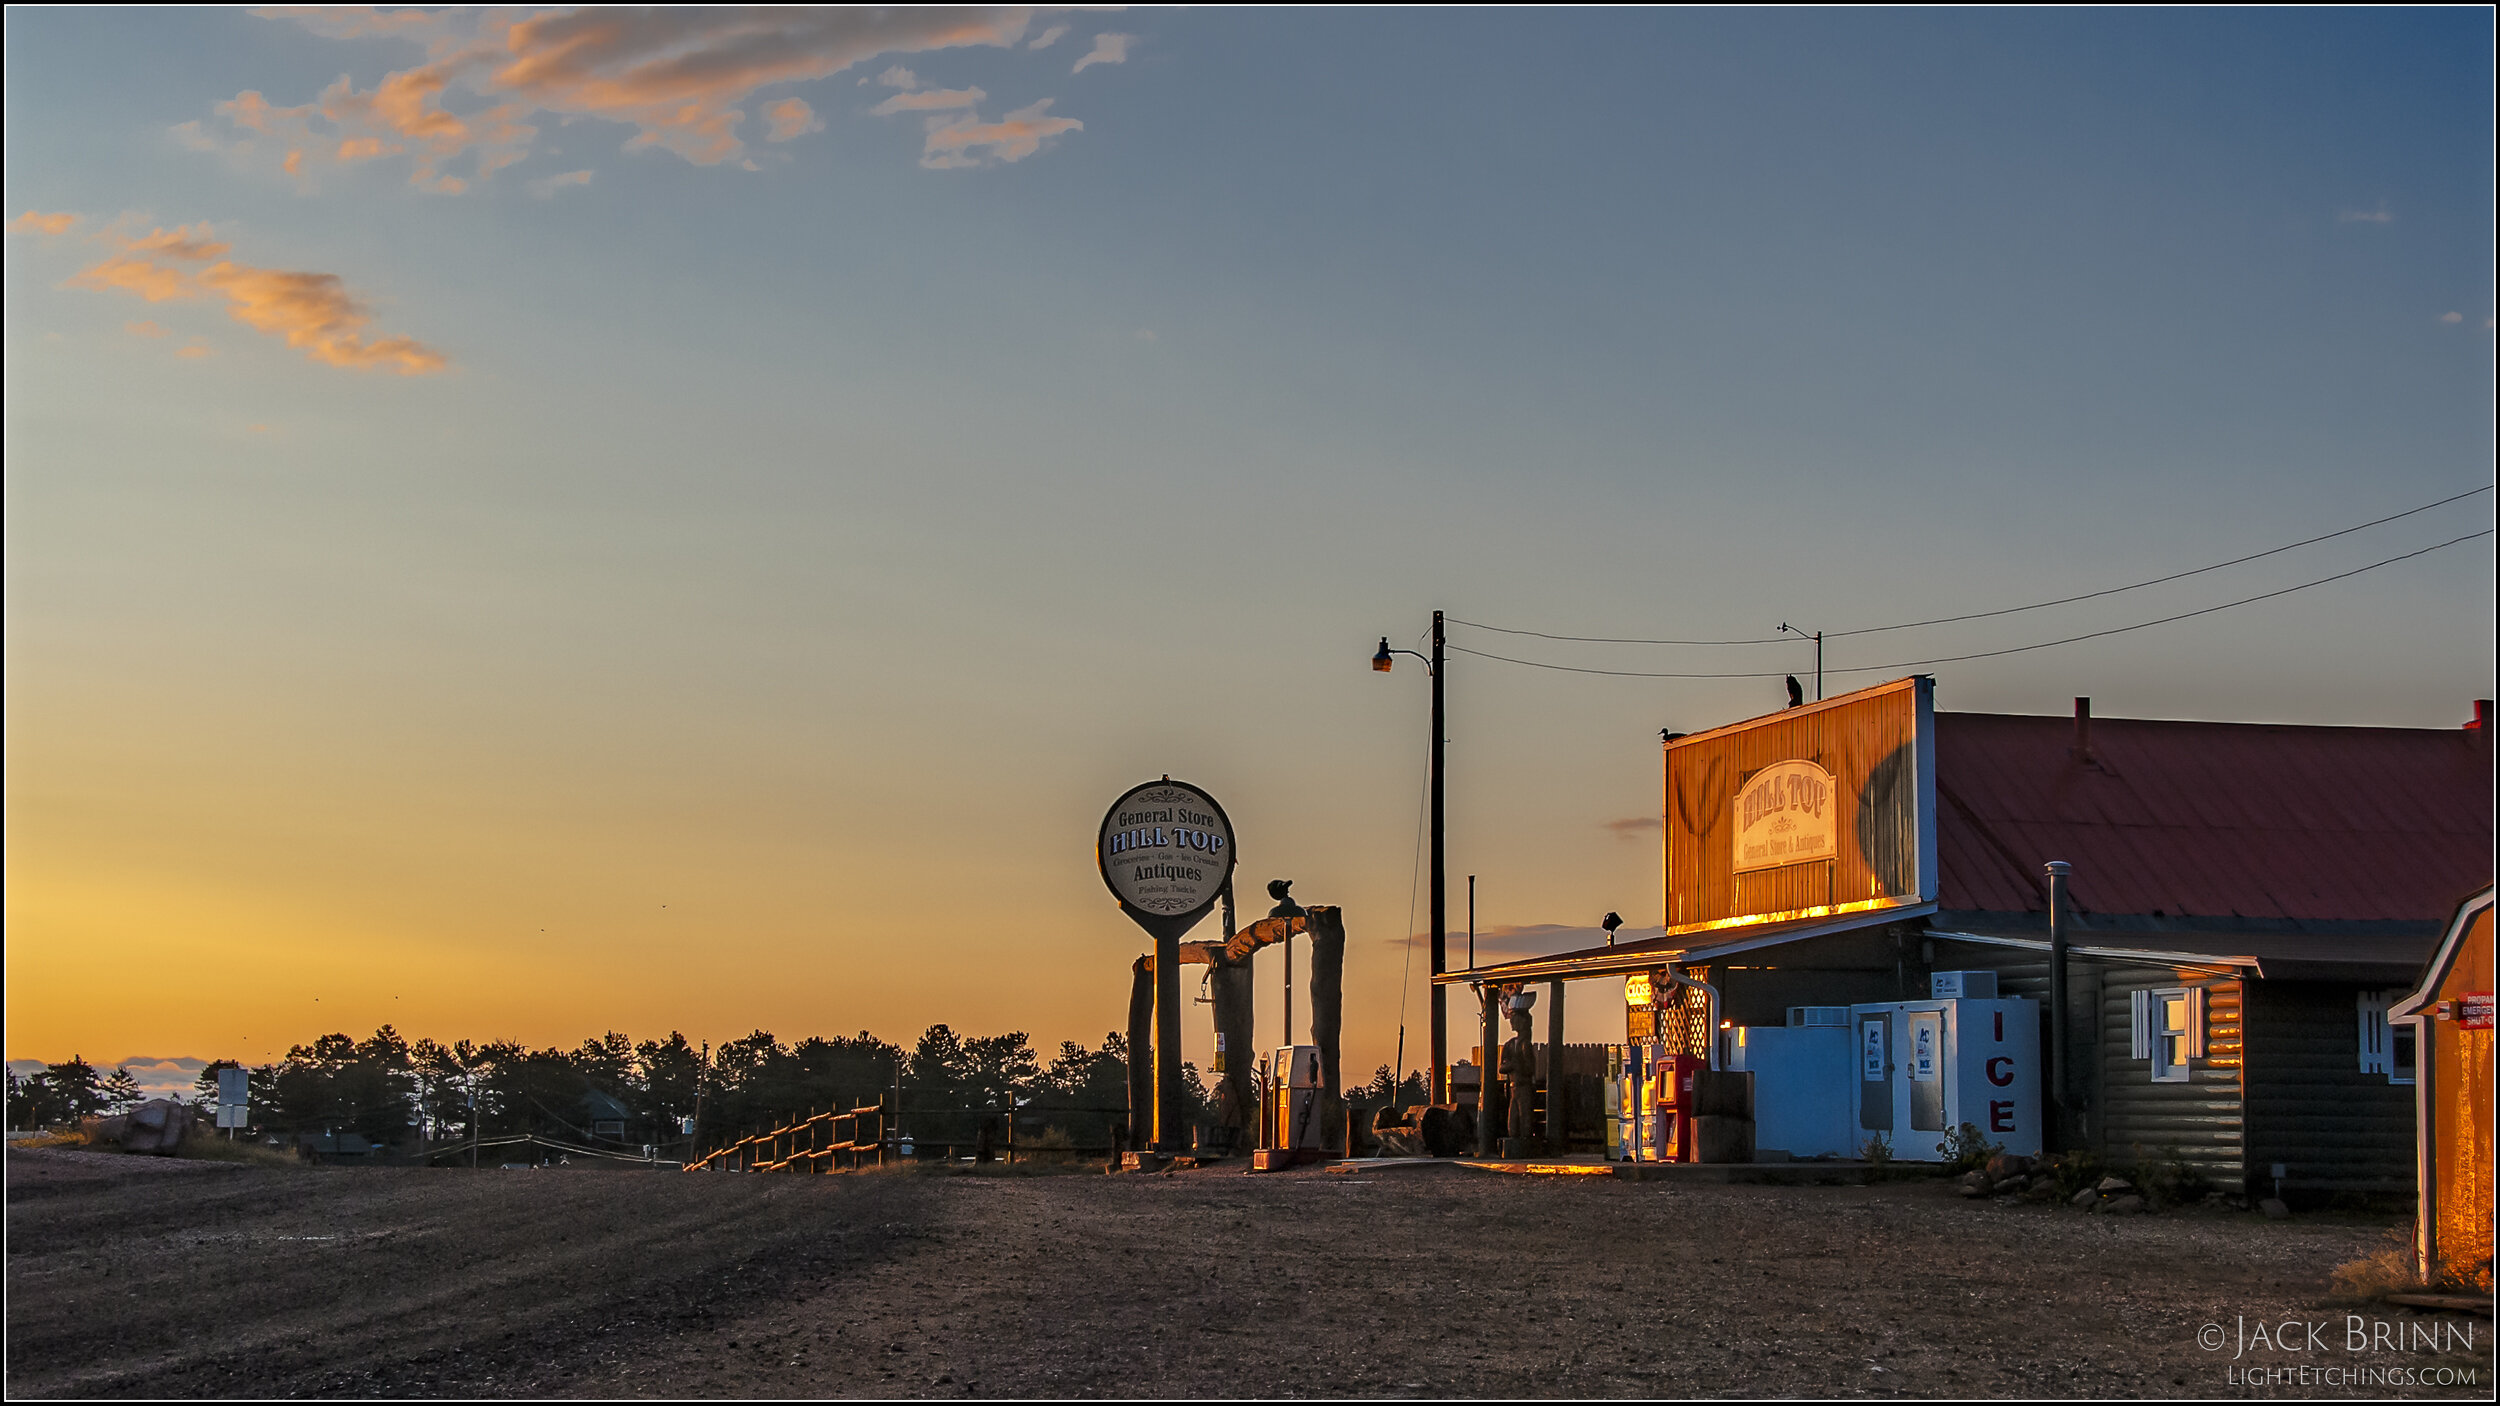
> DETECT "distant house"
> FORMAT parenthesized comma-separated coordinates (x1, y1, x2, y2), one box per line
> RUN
(583, 1084, 633, 1143)
(1447, 680, 2494, 1200)
(296, 1131, 378, 1163)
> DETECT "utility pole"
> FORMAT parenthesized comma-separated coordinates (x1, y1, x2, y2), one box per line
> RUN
(1430, 609, 1447, 1102)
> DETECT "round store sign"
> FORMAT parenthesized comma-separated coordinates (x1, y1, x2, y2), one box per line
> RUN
(1098, 777, 1236, 938)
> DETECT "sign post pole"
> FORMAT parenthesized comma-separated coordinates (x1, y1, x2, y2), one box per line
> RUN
(1155, 929, 1183, 1152)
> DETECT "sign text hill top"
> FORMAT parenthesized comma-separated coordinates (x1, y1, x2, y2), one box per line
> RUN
(1098, 777, 1236, 939)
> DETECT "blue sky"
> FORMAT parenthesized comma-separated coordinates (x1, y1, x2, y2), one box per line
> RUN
(6, 7, 2491, 1075)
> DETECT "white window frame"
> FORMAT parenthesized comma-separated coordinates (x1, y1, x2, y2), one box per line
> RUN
(2130, 986, 2205, 1083)
(2356, 989, 2416, 1085)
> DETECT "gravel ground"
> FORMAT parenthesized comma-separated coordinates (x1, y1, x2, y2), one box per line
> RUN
(6, 1147, 2489, 1399)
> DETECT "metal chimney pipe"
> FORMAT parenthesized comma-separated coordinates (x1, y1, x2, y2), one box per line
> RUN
(2072, 698, 2092, 763)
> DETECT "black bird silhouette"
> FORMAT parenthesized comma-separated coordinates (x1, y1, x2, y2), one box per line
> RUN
(1785, 676, 1805, 708)
(1267, 878, 1306, 919)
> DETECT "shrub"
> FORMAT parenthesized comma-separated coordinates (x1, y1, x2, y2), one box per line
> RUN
(2329, 1226, 2421, 1300)
(1859, 1131, 1892, 1165)
(2135, 1145, 2214, 1208)
(2037, 1150, 2106, 1202)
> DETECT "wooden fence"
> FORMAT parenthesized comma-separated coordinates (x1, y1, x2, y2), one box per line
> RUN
(683, 1104, 1138, 1173)
(685, 1103, 889, 1172)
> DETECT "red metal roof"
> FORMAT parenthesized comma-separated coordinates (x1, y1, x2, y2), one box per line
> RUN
(1935, 709, 2494, 925)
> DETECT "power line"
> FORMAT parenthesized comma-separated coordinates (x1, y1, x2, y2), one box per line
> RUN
(1445, 483, 2492, 647)
(1442, 529, 2492, 680)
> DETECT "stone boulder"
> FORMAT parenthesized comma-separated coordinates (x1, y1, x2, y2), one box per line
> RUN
(1985, 1152, 2034, 1180)
(119, 1098, 194, 1155)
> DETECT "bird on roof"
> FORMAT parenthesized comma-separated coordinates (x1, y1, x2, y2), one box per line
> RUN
(1785, 676, 1804, 708)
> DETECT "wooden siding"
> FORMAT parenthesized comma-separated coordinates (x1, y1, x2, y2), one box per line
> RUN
(1926, 938, 2249, 1184)
(1665, 677, 1931, 930)
(2095, 969, 2247, 1188)
(2242, 981, 2417, 1196)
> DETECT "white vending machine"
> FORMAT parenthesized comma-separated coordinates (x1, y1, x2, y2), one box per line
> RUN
(1850, 980, 2041, 1159)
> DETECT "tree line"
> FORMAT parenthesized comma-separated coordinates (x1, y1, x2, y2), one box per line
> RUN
(9, 1029, 1433, 1155)
(16, 1026, 1192, 1155)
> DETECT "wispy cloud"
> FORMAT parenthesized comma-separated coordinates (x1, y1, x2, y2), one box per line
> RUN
(872, 86, 987, 116)
(2337, 205, 2394, 224)
(8, 210, 79, 236)
(60, 220, 448, 374)
(527, 168, 595, 197)
(2440, 311, 2464, 324)
(1030, 24, 1070, 50)
(919, 99, 1082, 169)
(185, 7, 1094, 190)
(125, 319, 171, 338)
(1072, 32, 1133, 73)
(1605, 815, 1662, 838)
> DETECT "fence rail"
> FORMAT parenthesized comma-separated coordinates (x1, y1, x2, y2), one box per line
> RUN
(683, 1104, 1139, 1173)
(686, 1103, 888, 1173)
(420, 1133, 681, 1167)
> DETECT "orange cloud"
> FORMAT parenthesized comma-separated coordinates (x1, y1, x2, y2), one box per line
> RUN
(126, 320, 172, 338)
(763, 98, 824, 142)
(188, 7, 1072, 187)
(196, 263, 448, 373)
(177, 344, 216, 360)
(921, 100, 1082, 169)
(8, 210, 79, 236)
(69, 253, 200, 303)
(61, 222, 447, 374)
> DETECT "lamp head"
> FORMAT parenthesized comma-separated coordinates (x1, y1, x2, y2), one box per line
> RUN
(1372, 637, 1394, 672)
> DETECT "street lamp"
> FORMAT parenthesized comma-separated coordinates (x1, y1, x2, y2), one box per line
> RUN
(1777, 622, 1823, 701)
(1372, 611, 1448, 1103)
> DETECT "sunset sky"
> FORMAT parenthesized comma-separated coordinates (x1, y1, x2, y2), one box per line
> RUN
(6, 8, 2492, 1091)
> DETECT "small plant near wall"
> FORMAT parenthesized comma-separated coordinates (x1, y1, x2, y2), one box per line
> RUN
(2038, 1150, 2106, 1202)
(1859, 1131, 1891, 1165)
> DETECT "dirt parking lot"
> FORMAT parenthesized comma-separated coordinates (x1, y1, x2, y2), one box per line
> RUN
(6, 1146, 2489, 1398)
